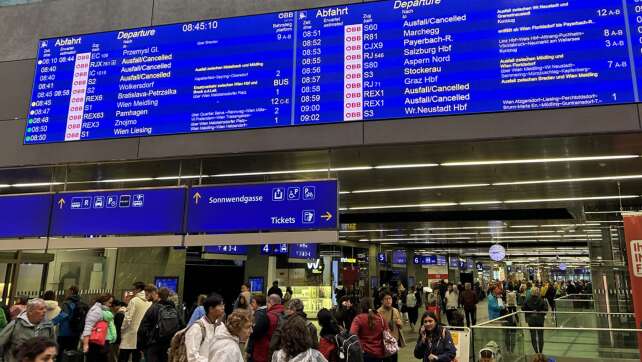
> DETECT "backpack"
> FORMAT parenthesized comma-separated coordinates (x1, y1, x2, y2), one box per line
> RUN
(405, 293, 417, 308)
(168, 320, 206, 362)
(69, 300, 89, 336)
(157, 305, 181, 341)
(334, 329, 364, 362)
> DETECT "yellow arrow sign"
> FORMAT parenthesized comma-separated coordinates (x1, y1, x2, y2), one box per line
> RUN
(58, 198, 65, 209)
(193, 192, 202, 205)
(321, 211, 332, 221)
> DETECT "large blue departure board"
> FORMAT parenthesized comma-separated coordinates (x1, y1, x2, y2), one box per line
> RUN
(25, 0, 642, 144)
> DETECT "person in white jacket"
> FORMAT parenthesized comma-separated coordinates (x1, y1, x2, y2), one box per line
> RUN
(209, 309, 252, 362)
(119, 282, 151, 362)
(186, 294, 225, 362)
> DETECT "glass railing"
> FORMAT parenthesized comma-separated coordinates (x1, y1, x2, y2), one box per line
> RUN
(0, 0, 43, 6)
(554, 293, 595, 313)
(471, 311, 641, 362)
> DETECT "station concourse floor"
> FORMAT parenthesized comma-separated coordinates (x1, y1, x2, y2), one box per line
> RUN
(396, 304, 490, 361)
(395, 303, 637, 362)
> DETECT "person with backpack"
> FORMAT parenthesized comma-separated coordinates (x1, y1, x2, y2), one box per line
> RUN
(208, 309, 252, 361)
(179, 293, 225, 362)
(53, 286, 86, 359)
(350, 297, 386, 362)
(406, 286, 419, 332)
(82, 293, 114, 362)
(257, 294, 283, 362)
(522, 287, 548, 357)
(247, 295, 268, 362)
(119, 282, 151, 362)
(269, 299, 318, 361)
(137, 287, 183, 362)
(414, 311, 456, 362)
(317, 309, 340, 362)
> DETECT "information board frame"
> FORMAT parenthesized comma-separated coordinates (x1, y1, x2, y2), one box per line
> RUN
(24, 0, 642, 145)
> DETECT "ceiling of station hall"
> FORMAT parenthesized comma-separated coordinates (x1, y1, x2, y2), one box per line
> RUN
(1, 132, 640, 255)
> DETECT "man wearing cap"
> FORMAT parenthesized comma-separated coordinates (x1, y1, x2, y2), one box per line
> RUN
(268, 299, 318, 360)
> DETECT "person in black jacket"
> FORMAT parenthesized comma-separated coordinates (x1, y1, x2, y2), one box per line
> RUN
(522, 287, 548, 356)
(414, 311, 457, 362)
(137, 287, 183, 362)
(333, 296, 356, 330)
(247, 294, 269, 362)
(267, 281, 283, 299)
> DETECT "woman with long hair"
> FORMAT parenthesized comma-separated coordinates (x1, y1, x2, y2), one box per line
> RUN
(317, 309, 340, 362)
(82, 293, 114, 362)
(350, 297, 386, 362)
(14, 337, 57, 362)
(271, 316, 327, 362)
(414, 311, 456, 362)
(209, 309, 252, 361)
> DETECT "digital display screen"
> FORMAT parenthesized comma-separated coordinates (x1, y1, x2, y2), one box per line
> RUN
(436, 255, 447, 266)
(187, 180, 337, 234)
(413, 255, 436, 265)
(288, 243, 318, 259)
(50, 187, 186, 236)
(392, 249, 407, 265)
(260, 243, 289, 255)
(249, 277, 265, 293)
(154, 276, 179, 293)
(0, 194, 52, 238)
(203, 245, 248, 255)
(25, 0, 642, 144)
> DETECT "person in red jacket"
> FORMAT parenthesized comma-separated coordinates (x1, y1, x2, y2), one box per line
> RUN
(250, 294, 283, 362)
(350, 297, 387, 362)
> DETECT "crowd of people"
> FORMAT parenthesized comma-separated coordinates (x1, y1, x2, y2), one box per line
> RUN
(0, 278, 591, 362)
(0, 280, 459, 362)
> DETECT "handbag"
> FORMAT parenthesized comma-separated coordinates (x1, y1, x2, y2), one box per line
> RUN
(380, 315, 399, 356)
(88, 320, 108, 346)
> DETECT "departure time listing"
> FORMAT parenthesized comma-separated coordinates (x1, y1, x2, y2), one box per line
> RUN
(24, 0, 642, 144)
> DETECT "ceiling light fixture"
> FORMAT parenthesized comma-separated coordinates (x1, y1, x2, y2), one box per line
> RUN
(348, 202, 457, 210)
(351, 183, 489, 194)
(13, 182, 63, 187)
(154, 175, 203, 180)
(441, 155, 639, 167)
(493, 174, 642, 186)
(373, 163, 439, 169)
(504, 195, 638, 204)
(97, 178, 155, 183)
(339, 229, 396, 233)
(458, 201, 503, 205)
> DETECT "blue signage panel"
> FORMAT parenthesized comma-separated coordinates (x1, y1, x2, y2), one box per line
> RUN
(51, 187, 185, 236)
(413, 255, 434, 265)
(204, 245, 249, 255)
(288, 243, 318, 259)
(260, 243, 289, 255)
(377, 252, 387, 264)
(187, 180, 337, 233)
(436, 255, 447, 266)
(0, 193, 52, 238)
(392, 250, 407, 265)
(154, 277, 179, 293)
(26, 0, 642, 144)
